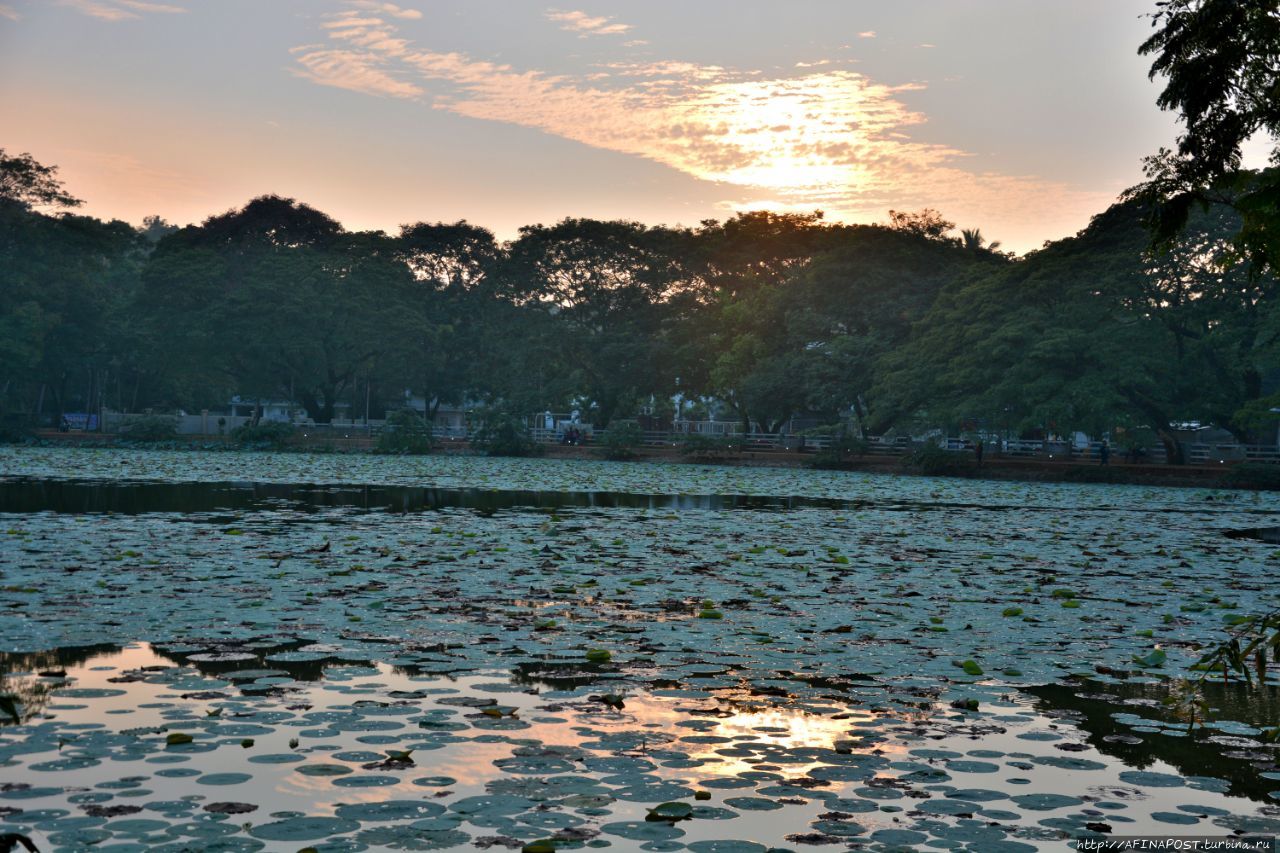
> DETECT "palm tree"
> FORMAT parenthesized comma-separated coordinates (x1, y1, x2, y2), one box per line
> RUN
(961, 228, 1001, 253)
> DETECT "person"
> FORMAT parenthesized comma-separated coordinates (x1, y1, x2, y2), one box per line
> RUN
(974, 439, 984, 467)
(1099, 441, 1110, 466)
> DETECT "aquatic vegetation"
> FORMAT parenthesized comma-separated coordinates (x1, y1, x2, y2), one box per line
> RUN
(1, 447, 1279, 850)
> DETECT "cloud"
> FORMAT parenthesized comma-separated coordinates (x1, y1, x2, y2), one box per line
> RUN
(293, 14, 1109, 243)
(858, 30, 876, 38)
(291, 46, 422, 98)
(546, 9, 631, 37)
(0, 4, 19, 21)
(59, 0, 183, 20)
(347, 1, 421, 20)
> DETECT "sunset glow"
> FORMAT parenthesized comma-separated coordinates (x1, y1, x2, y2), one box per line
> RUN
(1, 0, 1184, 250)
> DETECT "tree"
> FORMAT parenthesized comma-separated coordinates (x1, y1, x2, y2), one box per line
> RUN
(872, 198, 1276, 462)
(494, 218, 696, 426)
(1135, 0, 1280, 272)
(140, 197, 418, 423)
(139, 215, 179, 243)
(873, 205, 1165, 452)
(0, 150, 83, 211)
(0, 202, 144, 421)
(960, 228, 1002, 254)
(695, 210, 837, 298)
(887, 208, 955, 241)
(387, 221, 500, 423)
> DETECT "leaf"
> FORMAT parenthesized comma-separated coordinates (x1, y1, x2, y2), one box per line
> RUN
(585, 649, 612, 663)
(959, 659, 983, 676)
(1132, 648, 1167, 668)
(166, 732, 194, 745)
(523, 841, 557, 853)
(646, 801, 694, 822)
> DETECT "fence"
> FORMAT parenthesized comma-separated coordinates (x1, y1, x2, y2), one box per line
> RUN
(92, 413, 1280, 464)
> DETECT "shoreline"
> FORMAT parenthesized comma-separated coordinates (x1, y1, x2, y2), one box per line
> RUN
(14, 432, 1277, 491)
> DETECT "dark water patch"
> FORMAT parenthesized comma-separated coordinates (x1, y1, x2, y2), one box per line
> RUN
(4, 476, 1279, 518)
(1225, 526, 1280, 544)
(0, 477, 874, 515)
(1027, 678, 1280, 804)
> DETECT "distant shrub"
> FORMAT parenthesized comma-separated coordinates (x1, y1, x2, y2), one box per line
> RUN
(0, 414, 34, 443)
(901, 440, 973, 476)
(231, 421, 294, 450)
(472, 411, 541, 457)
(678, 433, 741, 461)
(600, 420, 643, 460)
(1223, 463, 1280, 491)
(376, 409, 434, 455)
(808, 426, 868, 470)
(118, 414, 178, 442)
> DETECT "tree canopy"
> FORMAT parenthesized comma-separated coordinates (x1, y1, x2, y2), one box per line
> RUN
(1, 137, 1275, 459)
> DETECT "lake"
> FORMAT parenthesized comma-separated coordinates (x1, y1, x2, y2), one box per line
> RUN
(2, 447, 1279, 851)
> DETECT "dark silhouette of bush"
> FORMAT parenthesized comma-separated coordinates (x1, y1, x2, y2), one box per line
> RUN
(472, 411, 541, 457)
(376, 409, 434, 455)
(230, 421, 294, 450)
(600, 420, 643, 460)
(119, 415, 178, 442)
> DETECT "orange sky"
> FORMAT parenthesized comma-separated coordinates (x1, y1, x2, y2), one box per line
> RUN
(0, 0, 1230, 253)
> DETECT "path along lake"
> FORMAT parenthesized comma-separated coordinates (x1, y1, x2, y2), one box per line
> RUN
(1, 447, 1279, 852)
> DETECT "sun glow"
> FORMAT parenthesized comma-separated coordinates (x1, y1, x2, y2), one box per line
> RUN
(671, 74, 902, 197)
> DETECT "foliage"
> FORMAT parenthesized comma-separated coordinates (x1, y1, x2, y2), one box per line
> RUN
(887, 208, 955, 241)
(472, 411, 541, 457)
(599, 419, 643, 460)
(0, 147, 1276, 464)
(1222, 462, 1280, 491)
(808, 426, 869, 470)
(873, 199, 1278, 463)
(1192, 607, 1280, 685)
(901, 440, 974, 477)
(0, 149, 83, 211)
(375, 409, 434, 455)
(0, 414, 34, 444)
(1134, 0, 1280, 274)
(230, 421, 295, 450)
(118, 414, 177, 442)
(677, 433, 741, 461)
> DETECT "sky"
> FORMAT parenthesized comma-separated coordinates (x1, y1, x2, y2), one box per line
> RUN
(0, 0, 1242, 253)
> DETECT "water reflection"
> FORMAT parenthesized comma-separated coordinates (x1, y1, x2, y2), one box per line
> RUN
(1225, 526, 1280, 544)
(1027, 678, 1280, 804)
(4, 644, 1279, 851)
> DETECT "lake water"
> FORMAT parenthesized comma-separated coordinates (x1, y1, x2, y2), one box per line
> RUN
(2, 447, 1279, 851)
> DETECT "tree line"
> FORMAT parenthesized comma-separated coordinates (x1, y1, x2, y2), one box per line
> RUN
(1, 156, 1274, 463)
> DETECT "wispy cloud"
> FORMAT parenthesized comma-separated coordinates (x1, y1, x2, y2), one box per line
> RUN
(546, 9, 631, 37)
(292, 12, 1110, 238)
(289, 7, 424, 98)
(59, 0, 183, 21)
(347, 1, 421, 20)
(0, 4, 19, 21)
(858, 30, 876, 38)
(291, 45, 422, 99)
